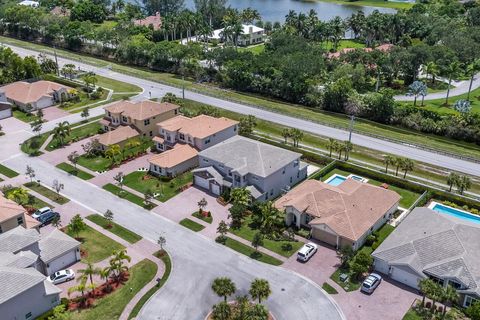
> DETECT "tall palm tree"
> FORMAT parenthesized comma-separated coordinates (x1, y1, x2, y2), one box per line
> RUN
(53, 121, 71, 146)
(424, 61, 439, 84)
(343, 141, 353, 161)
(105, 144, 122, 164)
(442, 285, 459, 317)
(400, 158, 415, 178)
(230, 187, 251, 206)
(241, 7, 260, 24)
(394, 157, 404, 176)
(466, 59, 480, 101)
(457, 175, 472, 195)
(249, 278, 271, 303)
(444, 61, 462, 105)
(109, 249, 131, 282)
(77, 261, 100, 292)
(383, 155, 395, 174)
(326, 138, 337, 158)
(418, 278, 435, 307)
(68, 278, 87, 306)
(282, 128, 291, 144)
(446, 172, 460, 192)
(211, 277, 236, 302)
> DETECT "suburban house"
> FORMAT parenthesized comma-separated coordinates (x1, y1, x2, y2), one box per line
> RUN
(0, 226, 80, 276)
(0, 91, 12, 119)
(0, 266, 61, 320)
(193, 136, 308, 200)
(209, 24, 265, 46)
(372, 207, 480, 307)
(97, 100, 180, 150)
(275, 179, 400, 250)
(18, 0, 39, 7)
(134, 12, 162, 30)
(0, 80, 73, 111)
(148, 114, 238, 177)
(0, 193, 40, 233)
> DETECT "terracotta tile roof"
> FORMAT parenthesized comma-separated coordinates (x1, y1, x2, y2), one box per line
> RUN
(327, 44, 393, 59)
(275, 179, 400, 242)
(152, 136, 165, 143)
(0, 81, 72, 105)
(50, 6, 70, 16)
(104, 100, 179, 121)
(134, 12, 162, 30)
(24, 214, 40, 229)
(97, 126, 139, 146)
(158, 115, 238, 139)
(148, 144, 198, 168)
(0, 194, 26, 223)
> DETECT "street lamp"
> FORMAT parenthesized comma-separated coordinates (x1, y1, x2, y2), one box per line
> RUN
(348, 115, 355, 143)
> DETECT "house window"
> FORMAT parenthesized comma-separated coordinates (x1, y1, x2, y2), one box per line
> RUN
(17, 216, 24, 225)
(282, 168, 285, 174)
(179, 133, 185, 140)
(297, 172, 300, 178)
(294, 160, 299, 167)
(290, 177, 293, 183)
(465, 296, 479, 307)
(0, 225, 2, 233)
(270, 189, 273, 196)
(25, 312, 32, 319)
(175, 109, 178, 115)
(228, 171, 232, 177)
(448, 280, 462, 290)
(204, 138, 211, 144)
(122, 116, 127, 122)
(252, 176, 258, 181)
(234, 126, 237, 132)
(149, 131, 153, 137)
(144, 119, 150, 125)
(203, 159, 209, 163)
(107, 112, 111, 117)
(235, 175, 241, 182)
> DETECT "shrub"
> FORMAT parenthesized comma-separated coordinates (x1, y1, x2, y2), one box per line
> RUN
(281, 243, 293, 252)
(365, 234, 376, 246)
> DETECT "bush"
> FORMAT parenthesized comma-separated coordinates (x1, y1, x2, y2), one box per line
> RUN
(365, 234, 376, 246)
(281, 243, 293, 252)
(215, 235, 227, 244)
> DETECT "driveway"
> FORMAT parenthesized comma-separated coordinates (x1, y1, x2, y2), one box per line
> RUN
(42, 106, 70, 122)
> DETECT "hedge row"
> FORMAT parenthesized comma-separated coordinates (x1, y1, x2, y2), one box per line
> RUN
(42, 74, 83, 88)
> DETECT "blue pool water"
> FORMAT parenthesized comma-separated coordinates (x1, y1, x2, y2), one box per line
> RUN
(326, 176, 347, 186)
(431, 203, 480, 224)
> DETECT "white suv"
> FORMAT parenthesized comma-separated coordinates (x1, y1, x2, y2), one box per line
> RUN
(32, 207, 52, 219)
(297, 243, 318, 262)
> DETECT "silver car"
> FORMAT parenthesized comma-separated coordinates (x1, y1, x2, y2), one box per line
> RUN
(47, 269, 75, 285)
(361, 273, 382, 294)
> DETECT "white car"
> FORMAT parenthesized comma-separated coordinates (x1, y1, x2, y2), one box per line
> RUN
(297, 242, 318, 262)
(47, 269, 75, 285)
(32, 207, 52, 219)
(361, 273, 382, 294)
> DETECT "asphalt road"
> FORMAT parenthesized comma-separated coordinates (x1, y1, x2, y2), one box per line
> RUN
(0, 129, 345, 320)
(6, 44, 480, 177)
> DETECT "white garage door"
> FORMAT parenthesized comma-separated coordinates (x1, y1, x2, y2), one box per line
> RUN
(391, 267, 421, 289)
(194, 175, 210, 190)
(47, 250, 78, 275)
(0, 108, 11, 119)
(211, 184, 221, 195)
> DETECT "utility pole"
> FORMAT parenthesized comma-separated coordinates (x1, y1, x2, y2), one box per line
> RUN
(348, 115, 355, 143)
(182, 74, 185, 99)
(53, 45, 59, 77)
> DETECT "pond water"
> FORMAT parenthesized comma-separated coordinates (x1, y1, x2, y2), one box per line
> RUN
(185, 0, 396, 22)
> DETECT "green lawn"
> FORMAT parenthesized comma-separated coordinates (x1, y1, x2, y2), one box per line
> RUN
(86, 214, 142, 244)
(78, 155, 112, 172)
(21, 133, 49, 156)
(418, 86, 480, 115)
(317, 0, 413, 9)
(59, 90, 108, 112)
(102, 183, 156, 210)
(192, 211, 213, 224)
(322, 169, 422, 208)
(222, 237, 283, 266)
(122, 171, 192, 202)
(89, 75, 142, 93)
(402, 309, 422, 320)
(12, 108, 40, 123)
(0, 164, 19, 178)
(322, 282, 338, 294)
(179, 218, 205, 232)
(239, 44, 265, 54)
(230, 217, 304, 258)
(24, 182, 70, 205)
(128, 252, 171, 319)
(46, 122, 102, 151)
(56, 162, 95, 180)
(66, 225, 124, 263)
(68, 259, 157, 320)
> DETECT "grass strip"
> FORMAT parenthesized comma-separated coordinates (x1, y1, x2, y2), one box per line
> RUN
(222, 237, 283, 266)
(0, 164, 19, 178)
(102, 183, 156, 210)
(322, 282, 339, 294)
(24, 182, 69, 204)
(56, 162, 95, 180)
(179, 218, 205, 232)
(86, 214, 142, 244)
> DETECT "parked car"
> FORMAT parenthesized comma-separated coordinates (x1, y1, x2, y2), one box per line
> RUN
(31, 207, 52, 219)
(361, 273, 382, 294)
(37, 211, 60, 227)
(297, 243, 318, 262)
(47, 269, 75, 285)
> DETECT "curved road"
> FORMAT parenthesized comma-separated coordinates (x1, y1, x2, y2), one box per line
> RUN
(6, 44, 480, 177)
(0, 127, 345, 320)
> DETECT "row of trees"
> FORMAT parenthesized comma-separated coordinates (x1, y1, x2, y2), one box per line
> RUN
(0, 47, 44, 85)
(382, 155, 415, 179)
(326, 138, 354, 161)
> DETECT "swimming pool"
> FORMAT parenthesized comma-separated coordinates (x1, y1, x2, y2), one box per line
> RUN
(324, 174, 347, 186)
(429, 202, 480, 224)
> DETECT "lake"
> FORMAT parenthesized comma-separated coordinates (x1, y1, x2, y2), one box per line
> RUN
(185, 0, 396, 23)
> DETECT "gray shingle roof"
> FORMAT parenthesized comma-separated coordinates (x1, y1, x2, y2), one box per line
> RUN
(39, 229, 80, 263)
(0, 251, 38, 268)
(0, 267, 46, 304)
(199, 136, 301, 177)
(373, 207, 480, 293)
(0, 226, 40, 253)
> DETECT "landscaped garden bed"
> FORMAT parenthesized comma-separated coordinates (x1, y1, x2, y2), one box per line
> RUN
(192, 210, 213, 223)
(46, 122, 102, 151)
(86, 214, 142, 244)
(179, 218, 205, 232)
(102, 183, 156, 210)
(56, 162, 95, 180)
(24, 182, 70, 205)
(1, 185, 50, 211)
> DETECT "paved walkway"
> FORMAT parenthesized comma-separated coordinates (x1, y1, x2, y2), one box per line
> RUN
(42, 106, 70, 121)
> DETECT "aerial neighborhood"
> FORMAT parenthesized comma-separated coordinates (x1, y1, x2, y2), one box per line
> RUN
(1, 0, 480, 319)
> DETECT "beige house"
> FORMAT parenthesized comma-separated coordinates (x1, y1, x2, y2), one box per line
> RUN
(275, 179, 400, 250)
(96, 126, 140, 151)
(0, 81, 73, 111)
(148, 114, 238, 177)
(0, 194, 40, 234)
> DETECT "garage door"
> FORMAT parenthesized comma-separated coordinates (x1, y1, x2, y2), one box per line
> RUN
(211, 184, 221, 195)
(311, 228, 337, 247)
(47, 250, 78, 275)
(194, 175, 210, 190)
(391, 267, 421, 289)
(0, 108, 11, 119)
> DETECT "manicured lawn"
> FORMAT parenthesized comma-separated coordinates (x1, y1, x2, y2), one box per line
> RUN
(419, 86, 480, 115)
(230, 217, 304, 258)
(102, 183, 156, 210)
(59, 90, 108, 112)
(46, 122, 102, 151)
(128, 252, 171, 319)
(86, 214, 142, 244)
(322, 169, 422, 208)
(179, 218, 205, 232)
(317, 0, 413, 9)
(123, 171, 192, 202)
(91, 75, 142, 93)
(12, 108, 39, 123)
(66, 225, 124, 263)
(322, 282, 338, 294)
(56, 162, 95, 180)
(222, 237, 283, 266)
(78, 155, 112, 172)
(21, 133, 49, 156)
(68, 259, 157, 320)
(239, 44, 265, 54)
(24, 182, 70, 205)
(192, 211, 212, 224)
(0, 164, 19, 178)
(402, 309, 422, 320)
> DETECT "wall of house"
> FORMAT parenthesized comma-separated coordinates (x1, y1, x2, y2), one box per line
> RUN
(0, 214, 25, 234)
(149, 156, 198, 177)
(193, 125, 238, 151)
(134, 109, 178, 137)
(36, 96, 55, 110)
(0, 282, 60, 320)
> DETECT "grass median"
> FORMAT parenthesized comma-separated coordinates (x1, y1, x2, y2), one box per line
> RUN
(56, 162, 95, 180)
(102, 183, 156, 210)
(24, 182, 69, 205)
(179, 218, 205, 232)
(86, 214, 142, 244)
(0, 164, 19, 178)
(221, 237, 283, 266)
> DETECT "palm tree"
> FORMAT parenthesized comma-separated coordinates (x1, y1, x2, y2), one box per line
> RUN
(241, 7, 260, 24)
(446, 172, 460, 192)
(383, 155, 395, 174)
(407, 81, 427, 107)
(343, 141, 353, 161)
(326, 138, 337, 158)
(400, 158, 415, 178)
(52, 121, 71, 146)
(443, 61, 462, 105)
(290, 128, 304, 147)
(105, 144, 121, 164)
(99, 266, 113, 292)
(258, 202, 283, 238)
(230, 188, 251, 206)
(68, 278, 87, 306)
(249, 278, 271, 303)
(109, 249, 131, 282)
(394, 157, 404, 176)
(211, 277, 236, 302)
(418, 278, 435, 307)
(77, 261, 100, 293)
(424, 61, 439, 84)
(282, 128, 291, 144)
(212, 301, 231, 320)
(466, 59, 480, 101)
(456, 175, 472, 195)
(441, 285, 459, 317)
(7, 187, 29, 205)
